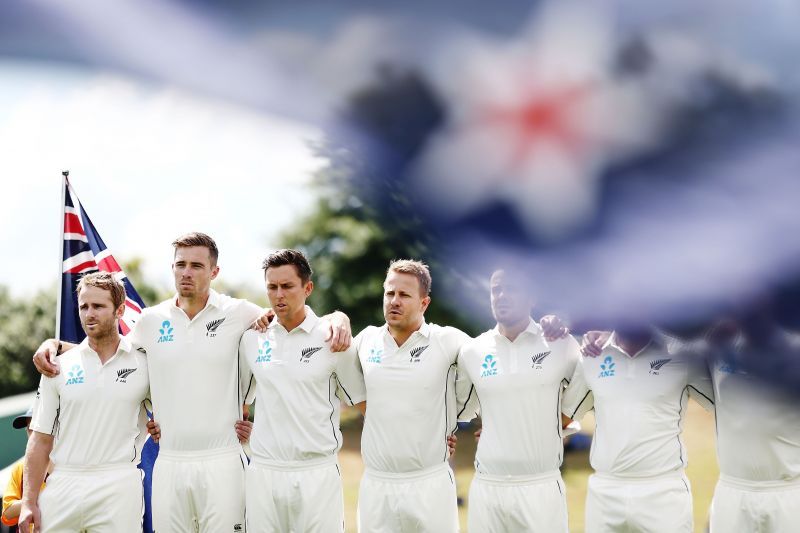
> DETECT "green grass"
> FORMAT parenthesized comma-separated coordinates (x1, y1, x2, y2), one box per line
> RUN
(339, 402, 718, 532)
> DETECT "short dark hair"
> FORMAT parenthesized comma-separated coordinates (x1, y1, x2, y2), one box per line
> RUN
(262, 249, 313, 284)
(76, 271, 127, 309)
(172, 232, 219, 266)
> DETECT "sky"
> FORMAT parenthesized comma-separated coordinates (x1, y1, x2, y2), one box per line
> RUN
(0, 60, 323, 297)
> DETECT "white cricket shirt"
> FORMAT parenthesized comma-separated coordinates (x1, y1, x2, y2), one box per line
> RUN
(131, 290, 261, 452)
(31, 336, 150, 466)
(711, 335, 800, 483)
(354, 322, 471, 474)
(240, 307, 367, 464)
(561, 332, 714, 477)
(457, 320, 581, 476)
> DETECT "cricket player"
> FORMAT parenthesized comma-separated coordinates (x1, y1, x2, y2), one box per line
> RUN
(456, 268, 581, 532)
(703, 319, 800, 532)
(33, 232, 352, 532)
(239, 249, 366, 532)
(349, 259, 471, 532)
(562, 327, 714, 533)
(20, 272, 150, 532)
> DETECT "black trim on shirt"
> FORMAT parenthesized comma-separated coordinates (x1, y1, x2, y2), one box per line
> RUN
(569, 391, 591, 420)
(327, 376, 340, 451)
(455, 384, 475, 421)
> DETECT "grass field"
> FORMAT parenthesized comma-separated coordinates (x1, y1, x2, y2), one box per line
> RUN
(338, 402, 718, 532)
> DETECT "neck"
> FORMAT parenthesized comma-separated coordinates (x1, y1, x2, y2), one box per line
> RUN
(88, 332, 122, 364)
(497, 316, 531, 342)
(178, 291, 210, 320)
(615, 332, 652, 357)
(388, 319, 424, 347)
(279, 308, 307, 332)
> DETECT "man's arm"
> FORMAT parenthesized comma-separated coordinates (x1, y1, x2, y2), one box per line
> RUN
(561, 359, 594, 421)
(321, 311, 352, 352)
(354, 401, 367, 416)
(18, 431, 54, 532)
(540, 314, 570, 342)
(33, 339, 74, 377)
(581, 331, 612, 358)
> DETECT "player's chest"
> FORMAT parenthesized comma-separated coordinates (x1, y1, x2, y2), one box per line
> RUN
(59, 359, 148, 404)
(147, 313, 240, 361)
(586, 352, 687, 399)
(467, 340, 566, 390)
(249, 334, 334, 382)
(361, 337, 448, 386)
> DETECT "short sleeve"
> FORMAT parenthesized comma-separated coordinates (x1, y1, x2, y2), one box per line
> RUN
(239, 333, 257, 405)
(455, 348, 479, 423)
(334, 345, 367, 405)
(29, 374, 60, 436)
(561, 358, 594, 420)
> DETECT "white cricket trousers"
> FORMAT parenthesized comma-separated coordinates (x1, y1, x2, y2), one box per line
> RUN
(710, 475, 800, 533)
(585, 471, 693, 533)
(39, 464, 143, 533)
(152, 445, 247, 533)
(468, 469, 568, 533)
(357, 462, 459, 533)
(246, 455, 344, 533)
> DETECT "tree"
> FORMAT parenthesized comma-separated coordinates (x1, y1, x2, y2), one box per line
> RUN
(0, 286, 56, 397)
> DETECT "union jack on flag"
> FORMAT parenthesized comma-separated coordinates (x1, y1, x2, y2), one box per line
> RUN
(59, 176, 146, 342)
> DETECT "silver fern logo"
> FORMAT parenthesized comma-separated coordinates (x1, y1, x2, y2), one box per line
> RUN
(649, 358, 671, 375)
(116, 368, 137, 383)
(300, 346, 323, 363)
(205, 318, 226, 337)
(531, 350, 551, 369)
(409, 345, 428, 363)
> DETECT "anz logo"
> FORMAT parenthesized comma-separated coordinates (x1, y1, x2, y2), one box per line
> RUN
(65, 364, 85, 386)
(409, 345, 428, 363)
(480, 354, 498, 378)
(255, 340, 273, 364)
(598, 356, 616, 378)
(531, 350, 551, 369)
(649, 358, 671, 375)
(157, 321, 174, 343)
(366, 347, 383, 364)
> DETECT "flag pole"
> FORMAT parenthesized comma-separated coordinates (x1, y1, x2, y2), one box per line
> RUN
(55, 170, 68, 342)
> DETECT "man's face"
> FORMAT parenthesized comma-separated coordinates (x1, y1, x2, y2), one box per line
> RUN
(490, 270, 533, 326)
(265, 264, 312, 326)
(383, 271, 430, 332)
(172, 246, 219, 299)
(78, 285, 123, 340)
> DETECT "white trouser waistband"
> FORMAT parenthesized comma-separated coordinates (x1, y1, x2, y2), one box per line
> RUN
(250, 454, 338, 471)
(364, 462, 450, 483)
(593, 469, 687, 484)
(54, 463, 139, 474)
(719, 474, 800, 491)
(474, 469, 561, 486)
(158, 444, 243, 461)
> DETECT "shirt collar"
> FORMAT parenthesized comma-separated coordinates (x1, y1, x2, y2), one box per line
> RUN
(492, 318, 541, 339)
(78, 334, 132, 357)
(606, 329, 666, 358)
(171, 288, 220, 310)
(381, 319, 431, 339)
(268, 305, 318, 333)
